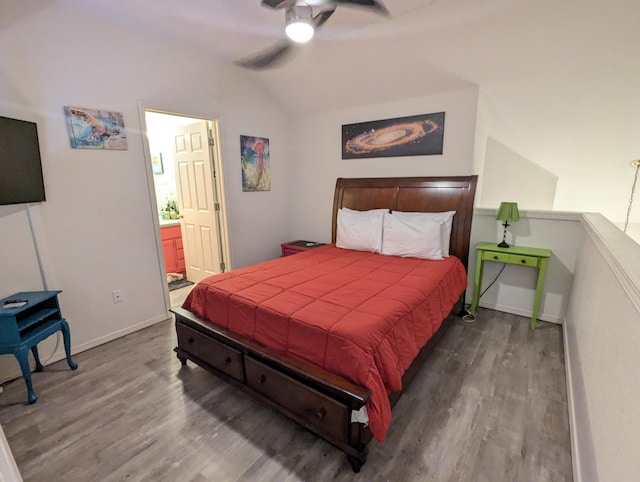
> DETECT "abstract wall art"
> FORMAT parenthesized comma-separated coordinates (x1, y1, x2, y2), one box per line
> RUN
(342, 112, 445, 159)
(64, 106, 128, 150)
(240, 135, 271, 192)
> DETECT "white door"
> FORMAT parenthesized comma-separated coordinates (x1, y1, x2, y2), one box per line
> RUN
(173, 121, 222, 283)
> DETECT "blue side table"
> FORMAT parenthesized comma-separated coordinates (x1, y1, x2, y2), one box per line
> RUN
(0, 291, 77, 404)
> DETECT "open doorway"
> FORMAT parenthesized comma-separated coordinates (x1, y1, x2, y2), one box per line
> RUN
(142, 108, 231, 307)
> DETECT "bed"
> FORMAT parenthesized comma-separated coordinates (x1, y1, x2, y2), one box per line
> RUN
(172, 175, 478, 472)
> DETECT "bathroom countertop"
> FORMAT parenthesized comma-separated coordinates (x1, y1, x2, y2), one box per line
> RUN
(159, 217, 181, 227)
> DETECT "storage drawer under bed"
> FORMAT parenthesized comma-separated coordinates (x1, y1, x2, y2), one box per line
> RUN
(244, 356, 349, 442)
(176, 323, 244, 382)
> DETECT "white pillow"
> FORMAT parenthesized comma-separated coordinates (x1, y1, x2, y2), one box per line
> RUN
(391, 210, 456, 257)
(336, 208, 386, 253)
(381, 212, 443, 260)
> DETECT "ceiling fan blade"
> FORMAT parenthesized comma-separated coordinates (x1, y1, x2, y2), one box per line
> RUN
(261, 0, 296, 9)
(236, 4, 332, 71)
(334, 0, 389, 16)
(234, 41, 294, 70)
(313, 7, 336, 28)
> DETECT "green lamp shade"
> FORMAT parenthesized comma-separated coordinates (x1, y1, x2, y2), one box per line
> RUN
(496, 202, 520, 222)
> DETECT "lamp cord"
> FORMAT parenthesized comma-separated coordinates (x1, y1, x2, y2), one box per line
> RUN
(462, 263, 507, 322)
(624, 163, 640, 233)
(479, 263, 508, 299)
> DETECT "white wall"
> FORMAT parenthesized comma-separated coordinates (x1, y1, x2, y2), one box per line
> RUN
(0, 206, 44, 296)
(0, 424, 21, 482)
(0, 3, 291, 378)
(449, 1, 640, 225)
(565, 214, 640, 482)
(288, 86, 480, 242)
(479, 137, 558, 209)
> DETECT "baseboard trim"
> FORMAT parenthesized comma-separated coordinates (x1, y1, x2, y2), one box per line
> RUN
(0, 312, 172, 385)
(563, 321, 581, 482)
(70, 312, 172, 357)
(472, 302, 563, 324)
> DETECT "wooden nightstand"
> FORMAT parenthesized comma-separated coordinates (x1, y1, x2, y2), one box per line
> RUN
(469, 242, 551, 329)
(281, 240, 326, 257)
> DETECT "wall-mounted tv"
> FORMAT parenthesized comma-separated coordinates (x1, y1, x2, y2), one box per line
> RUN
(0, 115, 46, 205)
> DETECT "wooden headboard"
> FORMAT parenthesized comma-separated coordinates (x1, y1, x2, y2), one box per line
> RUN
(331, 176, 478, 270)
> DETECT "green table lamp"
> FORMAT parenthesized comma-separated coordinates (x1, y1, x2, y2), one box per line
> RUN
(496, 202, 519, 248)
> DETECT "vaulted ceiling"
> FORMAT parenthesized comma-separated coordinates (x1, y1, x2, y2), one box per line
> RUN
(60, 0, 638, 116)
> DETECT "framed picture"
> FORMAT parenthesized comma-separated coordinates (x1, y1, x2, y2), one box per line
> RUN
(240, 135, 271, 192)
(342, 112, 445, 159)
(63, 106, 128, 150)
(151, 152, 164, 174)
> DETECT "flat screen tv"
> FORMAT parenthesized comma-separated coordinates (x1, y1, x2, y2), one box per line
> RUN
(0, 115, 46, 205)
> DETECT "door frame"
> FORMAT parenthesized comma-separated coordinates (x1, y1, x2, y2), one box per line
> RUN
(137, 101, 232, 313)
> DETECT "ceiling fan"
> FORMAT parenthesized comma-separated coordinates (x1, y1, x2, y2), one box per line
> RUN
(235, 0, 390, 70)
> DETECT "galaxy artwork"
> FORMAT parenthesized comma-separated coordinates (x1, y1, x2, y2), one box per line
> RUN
(342, 112, 445, 159)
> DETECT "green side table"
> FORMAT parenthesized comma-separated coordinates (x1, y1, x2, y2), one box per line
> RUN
(469, 242, 551, 329)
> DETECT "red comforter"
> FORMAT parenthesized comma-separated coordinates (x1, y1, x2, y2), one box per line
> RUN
(182, 244, 467, 441)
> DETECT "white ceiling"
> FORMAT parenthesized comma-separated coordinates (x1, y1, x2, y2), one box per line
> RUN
(52, 0, 640, 121)
(54, 0, 513, 113)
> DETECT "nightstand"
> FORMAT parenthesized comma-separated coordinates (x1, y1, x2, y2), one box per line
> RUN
(0, 291, 78, 403)
(469, 242, 551, 329)
(281, 240, 326, 257)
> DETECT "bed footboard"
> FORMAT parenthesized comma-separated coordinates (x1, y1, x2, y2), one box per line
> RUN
(172, 307, 372, 471)
(172, 305, 456, 472)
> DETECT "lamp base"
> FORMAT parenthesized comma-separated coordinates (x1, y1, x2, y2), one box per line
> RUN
(498, 220, 511, 248)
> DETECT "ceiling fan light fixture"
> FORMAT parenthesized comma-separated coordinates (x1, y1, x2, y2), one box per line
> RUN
(285, 5, 314, 43)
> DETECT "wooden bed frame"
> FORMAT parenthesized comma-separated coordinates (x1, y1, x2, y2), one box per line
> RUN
(172, 175, 478, 472)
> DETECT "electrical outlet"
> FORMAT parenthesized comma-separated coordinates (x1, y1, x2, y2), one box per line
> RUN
(112, 289, 124, 303)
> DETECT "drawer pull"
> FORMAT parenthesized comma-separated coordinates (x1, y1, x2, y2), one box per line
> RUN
(315, 407, 327, 420)
(187, 337, 194, 344)
(493, 255, 499, 260)
(521, 259, 526, 264)
(258, 374, 267, 384)
(223, 356, 232, 366)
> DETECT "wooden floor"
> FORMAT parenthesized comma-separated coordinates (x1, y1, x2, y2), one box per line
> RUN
(0, 308, 572, 481)
(169, 283, 195, 309)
